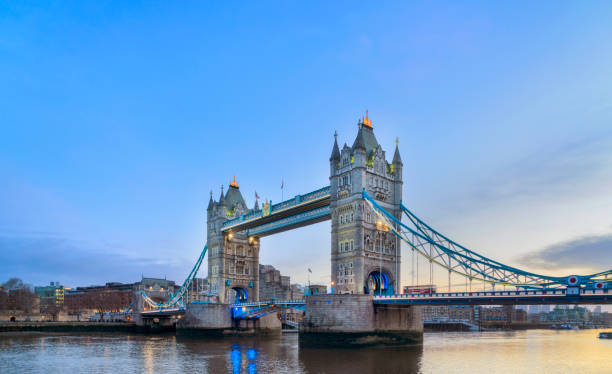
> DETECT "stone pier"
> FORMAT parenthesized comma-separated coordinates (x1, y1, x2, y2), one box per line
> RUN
(299, 294, 422, 346)
(176, 303, 281, 336)
(176, 303, 232, 336)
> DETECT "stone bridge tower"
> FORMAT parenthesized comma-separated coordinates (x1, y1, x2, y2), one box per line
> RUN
(329, 112, 403, 295)
(207, 178, 260, 303)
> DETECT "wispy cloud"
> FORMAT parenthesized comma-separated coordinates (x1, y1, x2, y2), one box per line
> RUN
(0, 234, 192, 287)
(518, 233, 612, 271)
(476, 134, 612, 202)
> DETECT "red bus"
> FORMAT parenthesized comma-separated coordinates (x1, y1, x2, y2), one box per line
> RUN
(403, 285, 436, 294)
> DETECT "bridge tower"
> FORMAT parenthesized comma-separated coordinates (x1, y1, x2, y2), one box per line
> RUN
(207, 178, 260, 304)
(329, 112, 403, 295)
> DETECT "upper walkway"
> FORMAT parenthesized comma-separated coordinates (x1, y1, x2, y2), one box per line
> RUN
(221, 186, 331, 237)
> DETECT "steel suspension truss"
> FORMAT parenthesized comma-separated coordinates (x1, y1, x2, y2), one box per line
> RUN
(141, 244, 208, 309)
(363, 190, 612, 290)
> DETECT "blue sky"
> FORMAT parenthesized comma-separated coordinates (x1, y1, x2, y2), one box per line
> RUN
(1, 1, 611, 289)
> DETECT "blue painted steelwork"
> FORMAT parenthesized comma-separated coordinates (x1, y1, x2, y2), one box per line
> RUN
(221, 186, 331, 232)
(247, 206, 330, 236)
(140, 306, 186, 316)
(231, 299, 306, 319)
(122, 301, 133, 313)
(141, 244, 208, 310)
(363, 189, 612, 289)
(373, 288, 612, 305)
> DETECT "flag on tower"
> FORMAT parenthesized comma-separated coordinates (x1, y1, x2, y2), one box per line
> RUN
(281, 179, 284, 189)
(308, 268, 312, 273)
(255, 191, 260, 200)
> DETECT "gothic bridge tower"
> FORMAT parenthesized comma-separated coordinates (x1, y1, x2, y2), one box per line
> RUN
(329, 112, 403, 295)
(207, 178, 260, 303)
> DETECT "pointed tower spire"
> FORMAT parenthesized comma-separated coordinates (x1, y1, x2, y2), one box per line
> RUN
(392, 137, 403, 165)
(207, 190, 214, 211)
(219, 184, 225, 203)
(330, 130, 340, 161)
(352, 124, 366, 151)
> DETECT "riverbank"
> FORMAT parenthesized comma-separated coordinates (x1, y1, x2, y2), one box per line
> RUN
(0, 322, 137, 333)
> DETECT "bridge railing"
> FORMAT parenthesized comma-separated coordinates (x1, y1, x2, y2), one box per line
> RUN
(373, 288, 610, 301)
(231, 299, 306, 308)
(221, 186, 330, 231)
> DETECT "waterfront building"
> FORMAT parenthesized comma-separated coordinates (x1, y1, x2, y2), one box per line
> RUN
(64, 282, 135, 317)
(541, 305, 590, 323)
(477, 306, 527, 323)
(34, 282, 65, 309)
(422, 305, 474, 322)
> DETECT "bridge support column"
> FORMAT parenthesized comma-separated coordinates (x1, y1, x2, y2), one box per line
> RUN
(299, 294, 422, 347)
(176, 303, 232, 336)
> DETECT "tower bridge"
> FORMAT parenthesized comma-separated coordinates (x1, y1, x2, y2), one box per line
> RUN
(135, 112, 612, 344)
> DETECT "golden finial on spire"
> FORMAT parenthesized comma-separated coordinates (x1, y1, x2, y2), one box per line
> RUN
(395, 137, 399, 147)
(362, 109, 372, 128)
(230, 176, 239, 188)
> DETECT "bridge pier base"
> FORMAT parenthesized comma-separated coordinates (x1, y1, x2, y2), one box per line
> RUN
(176, 303, 282, 336)
(299, 294, 422, 347)
(176, 303, 232, 336)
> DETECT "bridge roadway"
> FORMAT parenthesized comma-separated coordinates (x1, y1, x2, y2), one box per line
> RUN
(140, 307, 185, 317)
(372, 288, 612, 305)
(221, 186, 330, 237)
(231, 288, 612, 315)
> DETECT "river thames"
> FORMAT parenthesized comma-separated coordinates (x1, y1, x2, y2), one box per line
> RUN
(1, 329, 611, 373)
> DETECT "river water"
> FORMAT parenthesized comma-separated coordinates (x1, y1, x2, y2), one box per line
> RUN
(1, 330, 611, 373)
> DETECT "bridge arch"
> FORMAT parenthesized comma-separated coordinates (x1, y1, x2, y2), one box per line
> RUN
(365, 268, 394, 296)
(227, 286, 249, 303)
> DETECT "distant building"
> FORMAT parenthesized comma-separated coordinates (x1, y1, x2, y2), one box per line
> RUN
(542, 305, 590, 323)
(64, 281, 135, 316)
(35, 282, 65, 309)
(422, 305, 474, 322)
(185, 278, 211, 303)
(258, 264, 303, 300)
(478, 306, 526, 323)
(135, 277, 177, 294)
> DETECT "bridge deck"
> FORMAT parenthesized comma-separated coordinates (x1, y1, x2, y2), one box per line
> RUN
(230, 289, 612, 311)
(372, 289, 612, 305)
(221, 186, 330, 237)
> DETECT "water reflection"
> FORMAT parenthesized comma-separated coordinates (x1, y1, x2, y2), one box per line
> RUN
(299, 345, 422, 374)
(1, 330, 611, 373)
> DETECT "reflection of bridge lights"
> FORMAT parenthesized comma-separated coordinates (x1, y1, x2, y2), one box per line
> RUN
(246, 348, 257, 360)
